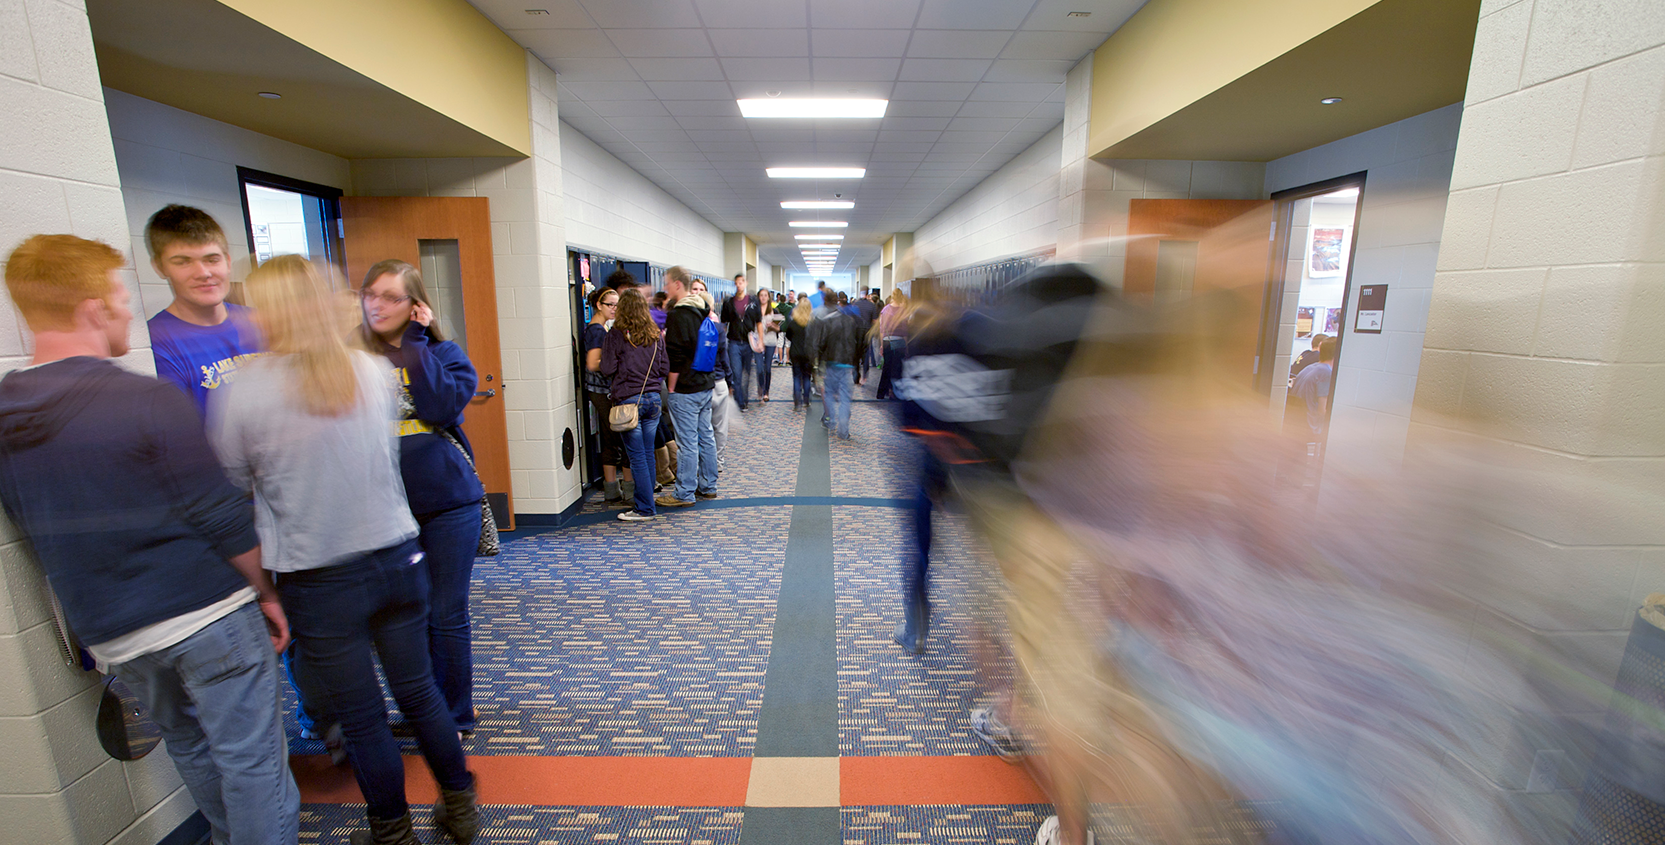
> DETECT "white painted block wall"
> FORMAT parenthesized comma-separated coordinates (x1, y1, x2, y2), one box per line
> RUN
(913, 124, 1061, 275)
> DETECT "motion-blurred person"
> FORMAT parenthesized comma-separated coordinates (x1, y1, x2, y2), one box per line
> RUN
(658, 266, 719, 508)
(849, 287, 880, 385)
(602, 292, 668, 522)
(358, 260, 485, 735)
(144, 205, 262, 416)
(213, 255, 475, 845)
(785, 295, 816, 411)
(0, 234, 298, 845)
(720, 273, 760, 411)
(584, 287, 629, 503)
(649, 290, 668, 328)
(876, 289, 908, 400)
(814, 291, 863, 440)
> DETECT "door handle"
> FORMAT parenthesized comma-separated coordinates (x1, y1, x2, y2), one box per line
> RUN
(474, 389, 496, 398)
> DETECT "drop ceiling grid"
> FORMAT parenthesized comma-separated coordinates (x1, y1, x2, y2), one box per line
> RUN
(469, 0, 1147, 271)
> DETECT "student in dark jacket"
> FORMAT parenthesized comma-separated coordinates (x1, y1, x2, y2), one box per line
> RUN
(657, 266, 718, 507)
(815, 292, 864, 439)
(359, 259, 484, 733)
(0, 235, 298, 845)
(783, 296, 816, 411)
(718, 274, 761, 410)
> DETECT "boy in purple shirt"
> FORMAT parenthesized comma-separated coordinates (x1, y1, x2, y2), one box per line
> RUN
(144, 206, 261, 416)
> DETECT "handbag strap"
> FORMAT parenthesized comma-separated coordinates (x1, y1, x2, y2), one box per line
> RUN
(636, 339, 657, 404)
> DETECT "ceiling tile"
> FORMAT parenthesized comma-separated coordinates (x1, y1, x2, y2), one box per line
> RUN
(983, 59, 1074, 83)
(813, 128, 879, 143)
(812, 142, 875, 154)
(946, 116, 1020, 132)
(628, 57, 726, 80)
(579, 0, 702, 28)
(651, 81, 739, 102)
(1020, 0, 1145, 33)
(675, 114, 750, 131)
(542, 57, 639, 80)
(881, 116, 951, 131)
(872, 141, 937, 153)
(587, 99, 673, 116)
(898, 58, 992, 82)
(513, 28, 619, 58)
(603, 115, 685, 130)
(951, 100, 1035, 117)
(877, 130, 942, 142)
(916, 0, 1034, 30)
(999, 30, 1106, 61)
(708, 28, 810, 56)
(809, 29, 911, 58)
(931, 142, 993, 153)
(719, 57, 813, 80)
(471, 0, 594, 29)
(1018, 115, 1064, 133)
(869, 150, 928, 162)
(806, 0, 921, 28)
(811, 57, 902, 82)
(967, 81, 1063, 101)
(687, 129, 755, 143)
(890, 81, 976, 100)
(605, 29, 714, 57)
(809, 80, 895, 99)
(559, 80, 659, 100)
(885, 100, 961, 117)
(748, 128, 816, 143)
(906, 30, 1013, 59)
(693, 0, 807, 28)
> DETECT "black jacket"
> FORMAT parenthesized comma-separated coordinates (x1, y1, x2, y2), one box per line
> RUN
(813, 310, 864, 367)
(665, 298, 716, 394)
(720, 294, 760, 342)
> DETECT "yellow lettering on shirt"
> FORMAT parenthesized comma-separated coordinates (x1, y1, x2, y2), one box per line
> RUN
(197, 352, 265, 390)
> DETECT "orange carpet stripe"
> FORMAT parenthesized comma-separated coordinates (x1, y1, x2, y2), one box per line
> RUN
(293, 755, 1050, 807)
(840, 756, 1049, 806)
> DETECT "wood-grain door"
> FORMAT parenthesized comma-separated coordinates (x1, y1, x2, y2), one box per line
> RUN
(1124, 199, 1277, 386)
(340, 196, 514, 529)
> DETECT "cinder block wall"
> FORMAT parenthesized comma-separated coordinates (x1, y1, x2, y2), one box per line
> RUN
(1412, 0, 1665, 827)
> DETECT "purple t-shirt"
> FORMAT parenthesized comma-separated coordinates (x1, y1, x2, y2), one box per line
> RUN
(148, 303, 262, 417)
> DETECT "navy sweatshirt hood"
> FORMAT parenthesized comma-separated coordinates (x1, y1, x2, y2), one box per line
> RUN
(0, 357, 124, 449)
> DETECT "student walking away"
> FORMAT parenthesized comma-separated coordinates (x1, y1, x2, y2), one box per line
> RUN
(850, 288, 880, 385)
(212, 256, 477, 845)
(602, 292, 669, 521)
(0, 235, 300, 845)
(657, 266, 720, 508)
(814, 292, 864, 439)
(720, 274, 760, 410)
(876, 289, 909, 400)
(144, 205, 262, 416)
(584, 287, 629, 503)
(756, 290, 782, 401)
(784, 297, 816, 411)
(358, 260, 485, 735)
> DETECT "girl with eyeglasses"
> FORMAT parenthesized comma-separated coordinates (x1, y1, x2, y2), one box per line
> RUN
(584, 287, 629, 503)
(357, 260, 484, 740)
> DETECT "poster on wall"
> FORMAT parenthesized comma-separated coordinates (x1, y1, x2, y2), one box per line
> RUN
(1296, 306, 1315, 337)
(1309, 227, 1349, 277)
(1325, 307, 1342, 334)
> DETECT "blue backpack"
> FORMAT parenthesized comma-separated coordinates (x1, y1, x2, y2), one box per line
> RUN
(692, 317, 721, 372)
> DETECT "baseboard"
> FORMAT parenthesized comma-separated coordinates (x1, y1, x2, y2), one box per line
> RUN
(507, 490, 591, 531)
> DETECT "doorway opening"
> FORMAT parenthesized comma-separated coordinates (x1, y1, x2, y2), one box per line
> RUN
(419, 240, 467, 354)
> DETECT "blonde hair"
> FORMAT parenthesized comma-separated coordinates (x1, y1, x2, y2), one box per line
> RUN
(4, 235, 125, 331)
(245, 255, 361, 417)
(792, 299, 812, 327)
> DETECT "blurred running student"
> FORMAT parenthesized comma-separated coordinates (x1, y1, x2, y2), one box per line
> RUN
(814, 291, 863, 439)
(603, 291, 669, 521)
(213, 256, 477, 845)
(145, 205, 262, 416)
(876, 289, 908, 400)
(358, 260, 485, 734)
(0, 234, 298, 845)
(584, 287, 628, 503)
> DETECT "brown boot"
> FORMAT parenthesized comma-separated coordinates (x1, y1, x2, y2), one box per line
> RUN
(655, 446, 675, 485)
(433, 774, 480, 845)
(348, 814, 419, 845)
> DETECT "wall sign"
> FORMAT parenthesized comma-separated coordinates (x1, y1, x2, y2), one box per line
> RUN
(1354, 285, 1387, 333)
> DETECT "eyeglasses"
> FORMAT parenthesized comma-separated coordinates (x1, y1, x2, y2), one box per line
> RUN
(362, 291, 411, 307)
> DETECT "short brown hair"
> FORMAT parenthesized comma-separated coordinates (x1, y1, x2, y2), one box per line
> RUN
(4, 235, 125, 331)
(664, 265, 692, 290)
(144, 205, 228, 260)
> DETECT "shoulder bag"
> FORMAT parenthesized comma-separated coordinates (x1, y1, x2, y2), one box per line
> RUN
(439, 428, 501, 556)
(608, 340, 657, 432)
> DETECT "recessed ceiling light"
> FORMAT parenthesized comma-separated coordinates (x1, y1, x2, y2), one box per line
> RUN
(1067, 11, 1091, 17)
(799, 245, 841, 249)
(795, 234, 844, 239)
(741, 98, 886, 119)
(767, 167, 865, 179)
(782, 201, 855, 209)
(1320, 97, 1343, 105)
(258, 91, 282, 99)
(789, 221, 848, 228)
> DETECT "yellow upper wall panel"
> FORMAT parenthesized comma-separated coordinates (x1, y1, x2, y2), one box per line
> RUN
(1088, 0, 1381, 159)
(220, 0, 531, 156)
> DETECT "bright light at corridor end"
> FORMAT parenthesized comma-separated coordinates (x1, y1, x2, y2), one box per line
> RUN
(739, 99, 887, 119)
(795, 234, 843, 239)
(767, 167, 865, 179)
(782, 201, 854, 209)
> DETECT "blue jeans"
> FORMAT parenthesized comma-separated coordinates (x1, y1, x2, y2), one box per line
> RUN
(725, 341, 753, 409)
(755, 348, 773, 397)
(667, 390, 718, 502)
(111, 602, 300, 845)
(824, 363, 853, 438)
(278, 539, 471, 821)
(617, 391, 662, 515)
(791, 359, 813, 407)
(417, 503, 481, 730)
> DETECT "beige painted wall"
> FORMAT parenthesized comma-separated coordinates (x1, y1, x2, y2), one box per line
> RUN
(1411, 0, 1665, 820)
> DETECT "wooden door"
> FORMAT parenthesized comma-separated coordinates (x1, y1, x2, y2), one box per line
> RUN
(340, 196, 514, 529)
(1124, 199, 1276, 385)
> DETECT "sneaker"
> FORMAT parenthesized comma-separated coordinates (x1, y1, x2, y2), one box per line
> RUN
(969, 706, 1024, 761)
(656, 494, 694, 508)
(618, 510, 654, 522)
(1035, 816, 1059, 845)
(696, 490, 718, 500)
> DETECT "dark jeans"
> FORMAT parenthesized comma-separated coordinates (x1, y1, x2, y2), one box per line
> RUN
(756, 348, 774, 397)
(417, 503, 481, 730)
(725, 340, 754, 408)
(278, 539, 471, 821)
(906, 446, 949, 617)
(877, 339, 905, 399)
(617, 391, 662, 515)
(791, 358, 814, 406)
(586, 391, 622, 469)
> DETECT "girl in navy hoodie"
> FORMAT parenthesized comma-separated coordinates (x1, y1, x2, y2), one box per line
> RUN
(359, 260, 484, 734)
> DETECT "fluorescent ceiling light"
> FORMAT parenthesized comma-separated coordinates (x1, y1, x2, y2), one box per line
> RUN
(795, 234, 844, 239)
(782, 201, 855, 209)
(740, 98, 887, 119)
(767, 167, 865, 179)
(799, 245, 841, 250)
(789, 221, 848, 228)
